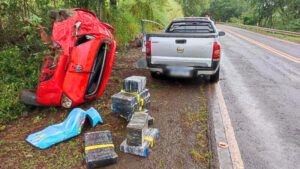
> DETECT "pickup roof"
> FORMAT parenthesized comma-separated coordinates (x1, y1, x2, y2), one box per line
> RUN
(141, 17, 225, 82)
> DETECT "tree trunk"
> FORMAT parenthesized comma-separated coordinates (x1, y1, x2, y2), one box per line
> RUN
(269, 14, 273, 28)
(0, 19, 3, 45)
(84, 0, 89, 9)
(98, 0, 104, 20)
(65, 0, 70, 8)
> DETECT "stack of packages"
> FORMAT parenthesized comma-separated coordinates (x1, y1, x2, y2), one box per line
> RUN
(84, 130, 118, 168)
(120, 111, 159, 157)
(111, 76, 151, 122)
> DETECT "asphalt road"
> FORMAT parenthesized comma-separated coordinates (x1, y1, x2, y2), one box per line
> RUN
(216, 25, 300, 169)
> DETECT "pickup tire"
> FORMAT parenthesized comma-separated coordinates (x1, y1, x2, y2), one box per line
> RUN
(210, 68, 220, 83)
(150, 71, 159, 79)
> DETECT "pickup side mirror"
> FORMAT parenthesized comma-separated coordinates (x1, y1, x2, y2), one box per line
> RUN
(218, 31, 226, 36)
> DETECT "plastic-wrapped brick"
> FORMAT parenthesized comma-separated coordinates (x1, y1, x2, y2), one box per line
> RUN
(129, 109, 153, 125)
(144, 128, 160, 147)
(126, 111, 149, 146)
(111, 89, 150, 120)
(111, 89, 149, 106)
(111, 94, 150, 112)
(120, 128, 160, 157)
(120, 139, 150, 157)
(111, 96, 150, 115)
(123, 76, 146, 93)
(84, 130, 118, 168)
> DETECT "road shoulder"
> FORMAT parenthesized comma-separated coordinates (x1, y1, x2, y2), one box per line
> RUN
(207, 84, 233, 169)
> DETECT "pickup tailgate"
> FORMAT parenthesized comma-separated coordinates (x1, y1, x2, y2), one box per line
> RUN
(149, 35, 215, 67)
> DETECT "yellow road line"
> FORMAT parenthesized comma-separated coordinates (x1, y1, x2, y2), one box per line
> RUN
(216, 83, 245, 169)
(224, 28, 300, 64)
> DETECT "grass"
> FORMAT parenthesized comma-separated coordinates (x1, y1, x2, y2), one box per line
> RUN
(151, 84, 163, 89)
(114, 76, 123, 83)
(185, 86, 210, 168)
(158, 159, 165, 167)
(0, 139, 84, 168)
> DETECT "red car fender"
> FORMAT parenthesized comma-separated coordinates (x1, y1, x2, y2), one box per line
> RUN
(37, 54, 69, 105)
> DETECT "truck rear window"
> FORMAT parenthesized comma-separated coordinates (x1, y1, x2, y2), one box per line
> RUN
(166, 21, 215, 33)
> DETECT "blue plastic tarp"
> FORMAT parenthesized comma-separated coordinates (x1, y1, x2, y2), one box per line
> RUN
(26, 107, 103, 149)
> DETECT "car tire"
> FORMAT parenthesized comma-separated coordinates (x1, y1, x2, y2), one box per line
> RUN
(19, 89, 42, 106)
(210, 68, 220, 83)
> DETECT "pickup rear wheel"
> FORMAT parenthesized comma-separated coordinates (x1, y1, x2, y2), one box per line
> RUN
(210, 68, 220, 83)
(150, 71, 159, 79)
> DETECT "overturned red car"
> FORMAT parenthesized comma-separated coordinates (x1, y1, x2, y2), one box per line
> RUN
(20, 9, 116, 108)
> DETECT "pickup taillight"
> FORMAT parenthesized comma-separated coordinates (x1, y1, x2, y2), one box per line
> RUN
(146, 41, 151, 66)
(146, 41, 151, 56)
(212, 42, 221, 59)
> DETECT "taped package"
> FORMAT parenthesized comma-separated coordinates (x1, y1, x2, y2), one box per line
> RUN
(84, 130, 118, 168)
(120, 128, 160, 157)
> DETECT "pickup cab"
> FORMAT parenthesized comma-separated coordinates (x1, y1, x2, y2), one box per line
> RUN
(141, 17, 225, 82)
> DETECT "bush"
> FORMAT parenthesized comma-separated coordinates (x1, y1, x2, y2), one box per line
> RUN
(287, 18, 300, 32)
(230, 17, 242, 24)
(0, 46, 44, 123)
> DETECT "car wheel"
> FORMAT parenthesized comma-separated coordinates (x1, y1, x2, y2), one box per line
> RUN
(210, 68, 220, 83)
(19, 89, 42, 106)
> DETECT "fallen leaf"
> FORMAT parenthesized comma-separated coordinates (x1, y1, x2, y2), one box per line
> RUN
(0, 125, 6, 131)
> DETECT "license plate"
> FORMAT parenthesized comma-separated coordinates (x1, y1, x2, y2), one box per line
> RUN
(169, 67, 191, 77)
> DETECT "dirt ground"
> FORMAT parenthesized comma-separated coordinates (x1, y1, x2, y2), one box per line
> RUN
(0, 47, 209, 169)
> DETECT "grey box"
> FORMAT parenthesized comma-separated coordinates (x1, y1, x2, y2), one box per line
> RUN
(123, 76, 147, 93)
(126, 111, 149, 146)
(84, 130, 118, 169)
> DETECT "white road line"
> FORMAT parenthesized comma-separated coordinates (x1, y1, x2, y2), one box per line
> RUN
(216, 82, 245, 169)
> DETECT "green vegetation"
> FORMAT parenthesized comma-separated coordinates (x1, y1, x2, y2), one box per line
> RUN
(0, 46, 45, 122)
(102, 0, 183, 46)
(180, 0, 300, 32)
(0, 0, 183, 123)
(151, 84, 163, 89)
(158, 159, 165, 167)
(225, 22, 300, 43)
(0, 139, 84, 168)
(184, 87, 210, 168)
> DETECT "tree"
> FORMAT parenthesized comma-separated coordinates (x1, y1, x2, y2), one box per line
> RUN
(98, 0, 104, 20)
(180, 0, 210, 16)
(247, 0, 286, 27)
(207, 0, 245, 22)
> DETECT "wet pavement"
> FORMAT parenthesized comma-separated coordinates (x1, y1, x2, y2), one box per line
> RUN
(216, 25, 300, 169)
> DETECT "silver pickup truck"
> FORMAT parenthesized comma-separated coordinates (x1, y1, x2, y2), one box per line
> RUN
(141, 17, 225, 82)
